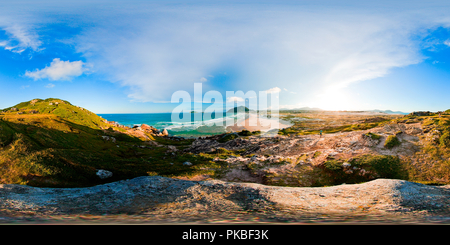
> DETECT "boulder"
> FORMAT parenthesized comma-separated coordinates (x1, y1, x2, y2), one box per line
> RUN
(101, 136, 116, 143)
(141, 124, 153, 131)
(162, 129, 169, 136)
(96, 169, 113, 179)
(141, 124, 161, 135)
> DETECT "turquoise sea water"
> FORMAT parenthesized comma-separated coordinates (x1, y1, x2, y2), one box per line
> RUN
(98, 112, 248, 137)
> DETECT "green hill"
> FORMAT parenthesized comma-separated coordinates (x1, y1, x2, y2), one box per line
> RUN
(0, 98, 203, 187)
(2, 98, 109, 130)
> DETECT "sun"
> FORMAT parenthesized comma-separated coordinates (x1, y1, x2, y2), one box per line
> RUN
(309, 89, 355, 111)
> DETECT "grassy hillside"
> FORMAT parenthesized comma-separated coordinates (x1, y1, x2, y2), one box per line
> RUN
(2, 98, 110, 130)
(400, 113, 450, 185)
(0, 98, 209, 187)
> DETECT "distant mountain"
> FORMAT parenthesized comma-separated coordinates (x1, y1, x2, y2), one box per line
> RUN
(367, 109, 409, 115)
(279, 107, 408, 114)
(280, 107, 323, 111)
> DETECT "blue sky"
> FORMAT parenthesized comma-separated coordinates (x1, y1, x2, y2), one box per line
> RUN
(1, 0, 450, 113)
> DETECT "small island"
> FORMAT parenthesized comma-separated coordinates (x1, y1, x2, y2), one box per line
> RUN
(227, 106, 251, 114)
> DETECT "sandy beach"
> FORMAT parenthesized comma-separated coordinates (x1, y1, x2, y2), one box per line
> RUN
(226, 114, 292, 132)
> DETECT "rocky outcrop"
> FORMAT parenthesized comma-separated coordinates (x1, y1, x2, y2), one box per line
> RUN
(0, 176, 449, 219)
(96, 169, 113, 179)
(140, 124, 155, 132)
(161, 129, 169, 136)
(409, 111, 432, 116)
(133, 124, 169, 137)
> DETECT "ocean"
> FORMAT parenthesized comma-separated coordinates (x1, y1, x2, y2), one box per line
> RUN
(98, 112, 249, 138)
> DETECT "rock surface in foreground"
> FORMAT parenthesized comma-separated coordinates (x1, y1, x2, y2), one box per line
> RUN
(1, 176, 450, 220)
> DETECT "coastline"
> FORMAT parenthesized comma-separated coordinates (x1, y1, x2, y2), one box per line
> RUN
(100, 112, 293, 138)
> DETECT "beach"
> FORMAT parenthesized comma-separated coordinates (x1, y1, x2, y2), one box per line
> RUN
(227, 114, 292, 132)
(99, 112, 293, 137)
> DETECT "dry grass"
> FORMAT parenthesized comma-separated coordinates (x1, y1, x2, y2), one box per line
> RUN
(279, 111, 400, 136)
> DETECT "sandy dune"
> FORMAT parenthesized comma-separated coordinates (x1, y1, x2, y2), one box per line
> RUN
(227, 114, 292, 132)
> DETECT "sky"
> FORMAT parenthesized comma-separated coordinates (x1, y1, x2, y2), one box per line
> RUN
(1, 0, 450, 113)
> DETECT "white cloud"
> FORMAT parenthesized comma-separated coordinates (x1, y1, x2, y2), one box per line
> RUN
(25, 58, 89, 81)
(0, 24, 42, 53)
(45, 83, 55, 88)
(227, 96, 244, 103)
(444, 40, 450, 47)
(200, 77, 208, 82)
(3, 1, 450, 103)
(12, 48, 26, 54)
(71, 2, 443, 102)
(283, 88, 297, 94)
(266, 87, 281, 94)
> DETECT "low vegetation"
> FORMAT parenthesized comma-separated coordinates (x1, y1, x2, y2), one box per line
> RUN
(314, 154, 407, 186)
(384, 135, 401, 149)
(366, 132, 381, 140)
(217, 133, 239, 143)
(278, 111, 395, 136)
(399, 115, 450, 185)
(439, 130, 450, 148)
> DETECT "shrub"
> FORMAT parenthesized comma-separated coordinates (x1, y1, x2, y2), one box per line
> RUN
(323, 160, 342, 171)
(278, 127, 298, 135)
(215, 147, 231, 154)
(423, 118, 437, 126)
(384, 135, 400, 149)
(313, 151, 321, 158)
(366, 132, 381, 140)
(355, 154, 407, 180)
(440, 131, 450, 148)
(218, 133, 239, 143)
(318, 154, 408, 186)
(252, 130, 261, 135)
(238, 130, 252, 136)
